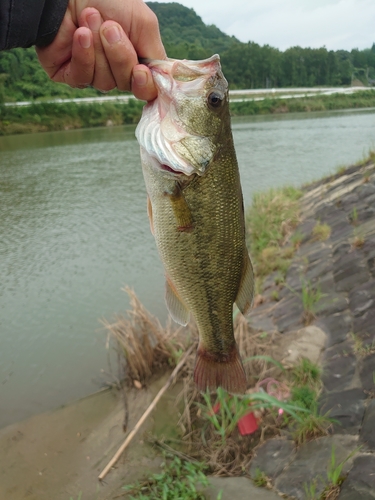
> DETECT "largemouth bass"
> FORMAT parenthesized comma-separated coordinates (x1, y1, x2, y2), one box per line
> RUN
(135, 55, 254, 393)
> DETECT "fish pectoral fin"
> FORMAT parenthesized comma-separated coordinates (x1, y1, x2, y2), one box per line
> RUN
(235, 252, 254, 316)
(166, 182, 194, 232)
(165, 276, 190, 326)
(194, 344, 247, 394)
(147, 195, 154, 236)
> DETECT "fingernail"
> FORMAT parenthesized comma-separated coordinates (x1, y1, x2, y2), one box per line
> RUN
(132, 69, 148, 87)
(87, 12, 101, 32)
(104, 25, 121, 44)
(79, 32, 91, 49)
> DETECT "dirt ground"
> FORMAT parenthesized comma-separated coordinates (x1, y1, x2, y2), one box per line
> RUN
(0, 375, 180, 500)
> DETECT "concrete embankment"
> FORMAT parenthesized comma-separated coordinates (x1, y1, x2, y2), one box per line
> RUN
(208, 157, 375, 499)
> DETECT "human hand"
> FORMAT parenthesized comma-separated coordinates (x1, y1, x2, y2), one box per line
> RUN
(36, 0, 166, 101)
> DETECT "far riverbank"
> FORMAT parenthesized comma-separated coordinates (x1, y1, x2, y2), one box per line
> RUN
(1, 88, 375, 136)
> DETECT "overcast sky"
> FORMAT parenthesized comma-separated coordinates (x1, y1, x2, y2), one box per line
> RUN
(157, 0, 374, 51)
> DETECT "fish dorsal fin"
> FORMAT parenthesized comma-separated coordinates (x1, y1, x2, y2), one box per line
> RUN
(235, 252, 254, 316)
(165, 276, 190, 326)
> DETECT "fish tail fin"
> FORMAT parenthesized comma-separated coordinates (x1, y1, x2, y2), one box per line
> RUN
(194, 344, 247, 394)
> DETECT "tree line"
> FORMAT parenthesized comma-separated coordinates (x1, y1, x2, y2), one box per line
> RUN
(0, 1, 374, 102)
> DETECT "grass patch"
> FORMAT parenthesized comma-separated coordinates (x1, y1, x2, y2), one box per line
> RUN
(312, 222, 331, 241)
(0, 99, 144, 135)
(253, 467, 269, 487)
(122, 455, 209, 499)
(246, 186, 302, 290)
(286, 359, 332, 445)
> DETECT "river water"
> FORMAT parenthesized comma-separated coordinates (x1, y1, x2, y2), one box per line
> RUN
(1, 108, 374, 428)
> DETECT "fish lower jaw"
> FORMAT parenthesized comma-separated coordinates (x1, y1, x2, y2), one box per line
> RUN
(160, 162, 184, 175)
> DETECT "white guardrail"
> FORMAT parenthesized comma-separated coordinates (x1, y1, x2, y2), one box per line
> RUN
(3, 86, 372, 107)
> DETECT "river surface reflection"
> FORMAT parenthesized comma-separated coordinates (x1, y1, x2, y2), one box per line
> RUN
(0, 108, 374, 428)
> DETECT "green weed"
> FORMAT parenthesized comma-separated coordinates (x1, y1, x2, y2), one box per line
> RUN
(290, 229, 304, 248)
(122, 455, 209, 499)
(253, 467, 269, 487)
(199, 387, 307, 446)
(292, 410, 332, 445)
(291, 358, 322, 390)
(303, 479, 319, 499)
(301, 280, 325, 325)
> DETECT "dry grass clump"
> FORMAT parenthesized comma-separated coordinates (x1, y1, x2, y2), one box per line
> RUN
(103, 287, 195, 386)
(104, 290, 324, 478)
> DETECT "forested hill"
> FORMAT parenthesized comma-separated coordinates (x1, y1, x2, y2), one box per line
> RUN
(0, 1, 374, 102)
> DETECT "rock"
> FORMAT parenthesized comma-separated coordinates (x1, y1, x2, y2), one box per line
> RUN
(274, 435, 359, 500)
(362, 238, 375, 276)
(359, 353, 375, 393)
(322, 344, 357, 392)
(314, 294, 348, 318)
(315, 310, 352, 347)
(249, 438, 295, 481)
(353, 307, 375, 344)
(295, 219, 316, 244)
(272, 295, 304, 333)
(338, 454, 375, 500)
(349, 280, 375, 317)
(319, 388, 366, 434)
(315, 271, 336, 293)
(359, 399, 375, 450)
(205, 477, 281, 500)
(333, 250, 370, 292)
(305, 257, 333, 283)
(249, 303, 278, 333)
(274, 325, 327, 367)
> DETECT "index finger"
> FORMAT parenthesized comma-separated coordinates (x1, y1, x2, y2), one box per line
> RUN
(129, 5, 166, 61)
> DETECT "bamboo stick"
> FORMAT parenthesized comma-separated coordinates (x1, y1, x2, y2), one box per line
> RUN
(98, 344, 195, 481)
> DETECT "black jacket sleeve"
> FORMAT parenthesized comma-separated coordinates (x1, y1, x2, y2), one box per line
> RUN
(0, 0, 69, 50)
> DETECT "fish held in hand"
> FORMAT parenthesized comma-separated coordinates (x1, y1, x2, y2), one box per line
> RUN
(135, 55, 254, 394)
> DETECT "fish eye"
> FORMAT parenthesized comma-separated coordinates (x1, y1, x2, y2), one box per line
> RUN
(207, 91, 224, 109)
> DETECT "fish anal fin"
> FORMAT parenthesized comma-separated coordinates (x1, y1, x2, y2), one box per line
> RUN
(235, 252, 254, 316)
(194, 344, 247, 394)
(147, 196, 154, 236)
(165, 276, 190, 326)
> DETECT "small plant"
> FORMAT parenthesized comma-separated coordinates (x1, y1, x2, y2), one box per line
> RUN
(351, 227, 365, 248)
(301, 280, 324, 325)
(122, 455, 209, 499)
(292, 409, 332, 445)
(335, 165, 347, 176)
(290, 229, 304, 248)
(291, 358, 322, 390)
(271, 290, 279, 301)
(321, 445, 362, 498)
(351, 333, 375, 356)
(350, 206, 358, 225)
(303, 479, 319, 499)
(199, 387, 307, 445)
(253, 467, 269, 487)
(312, 222, 331, 241)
